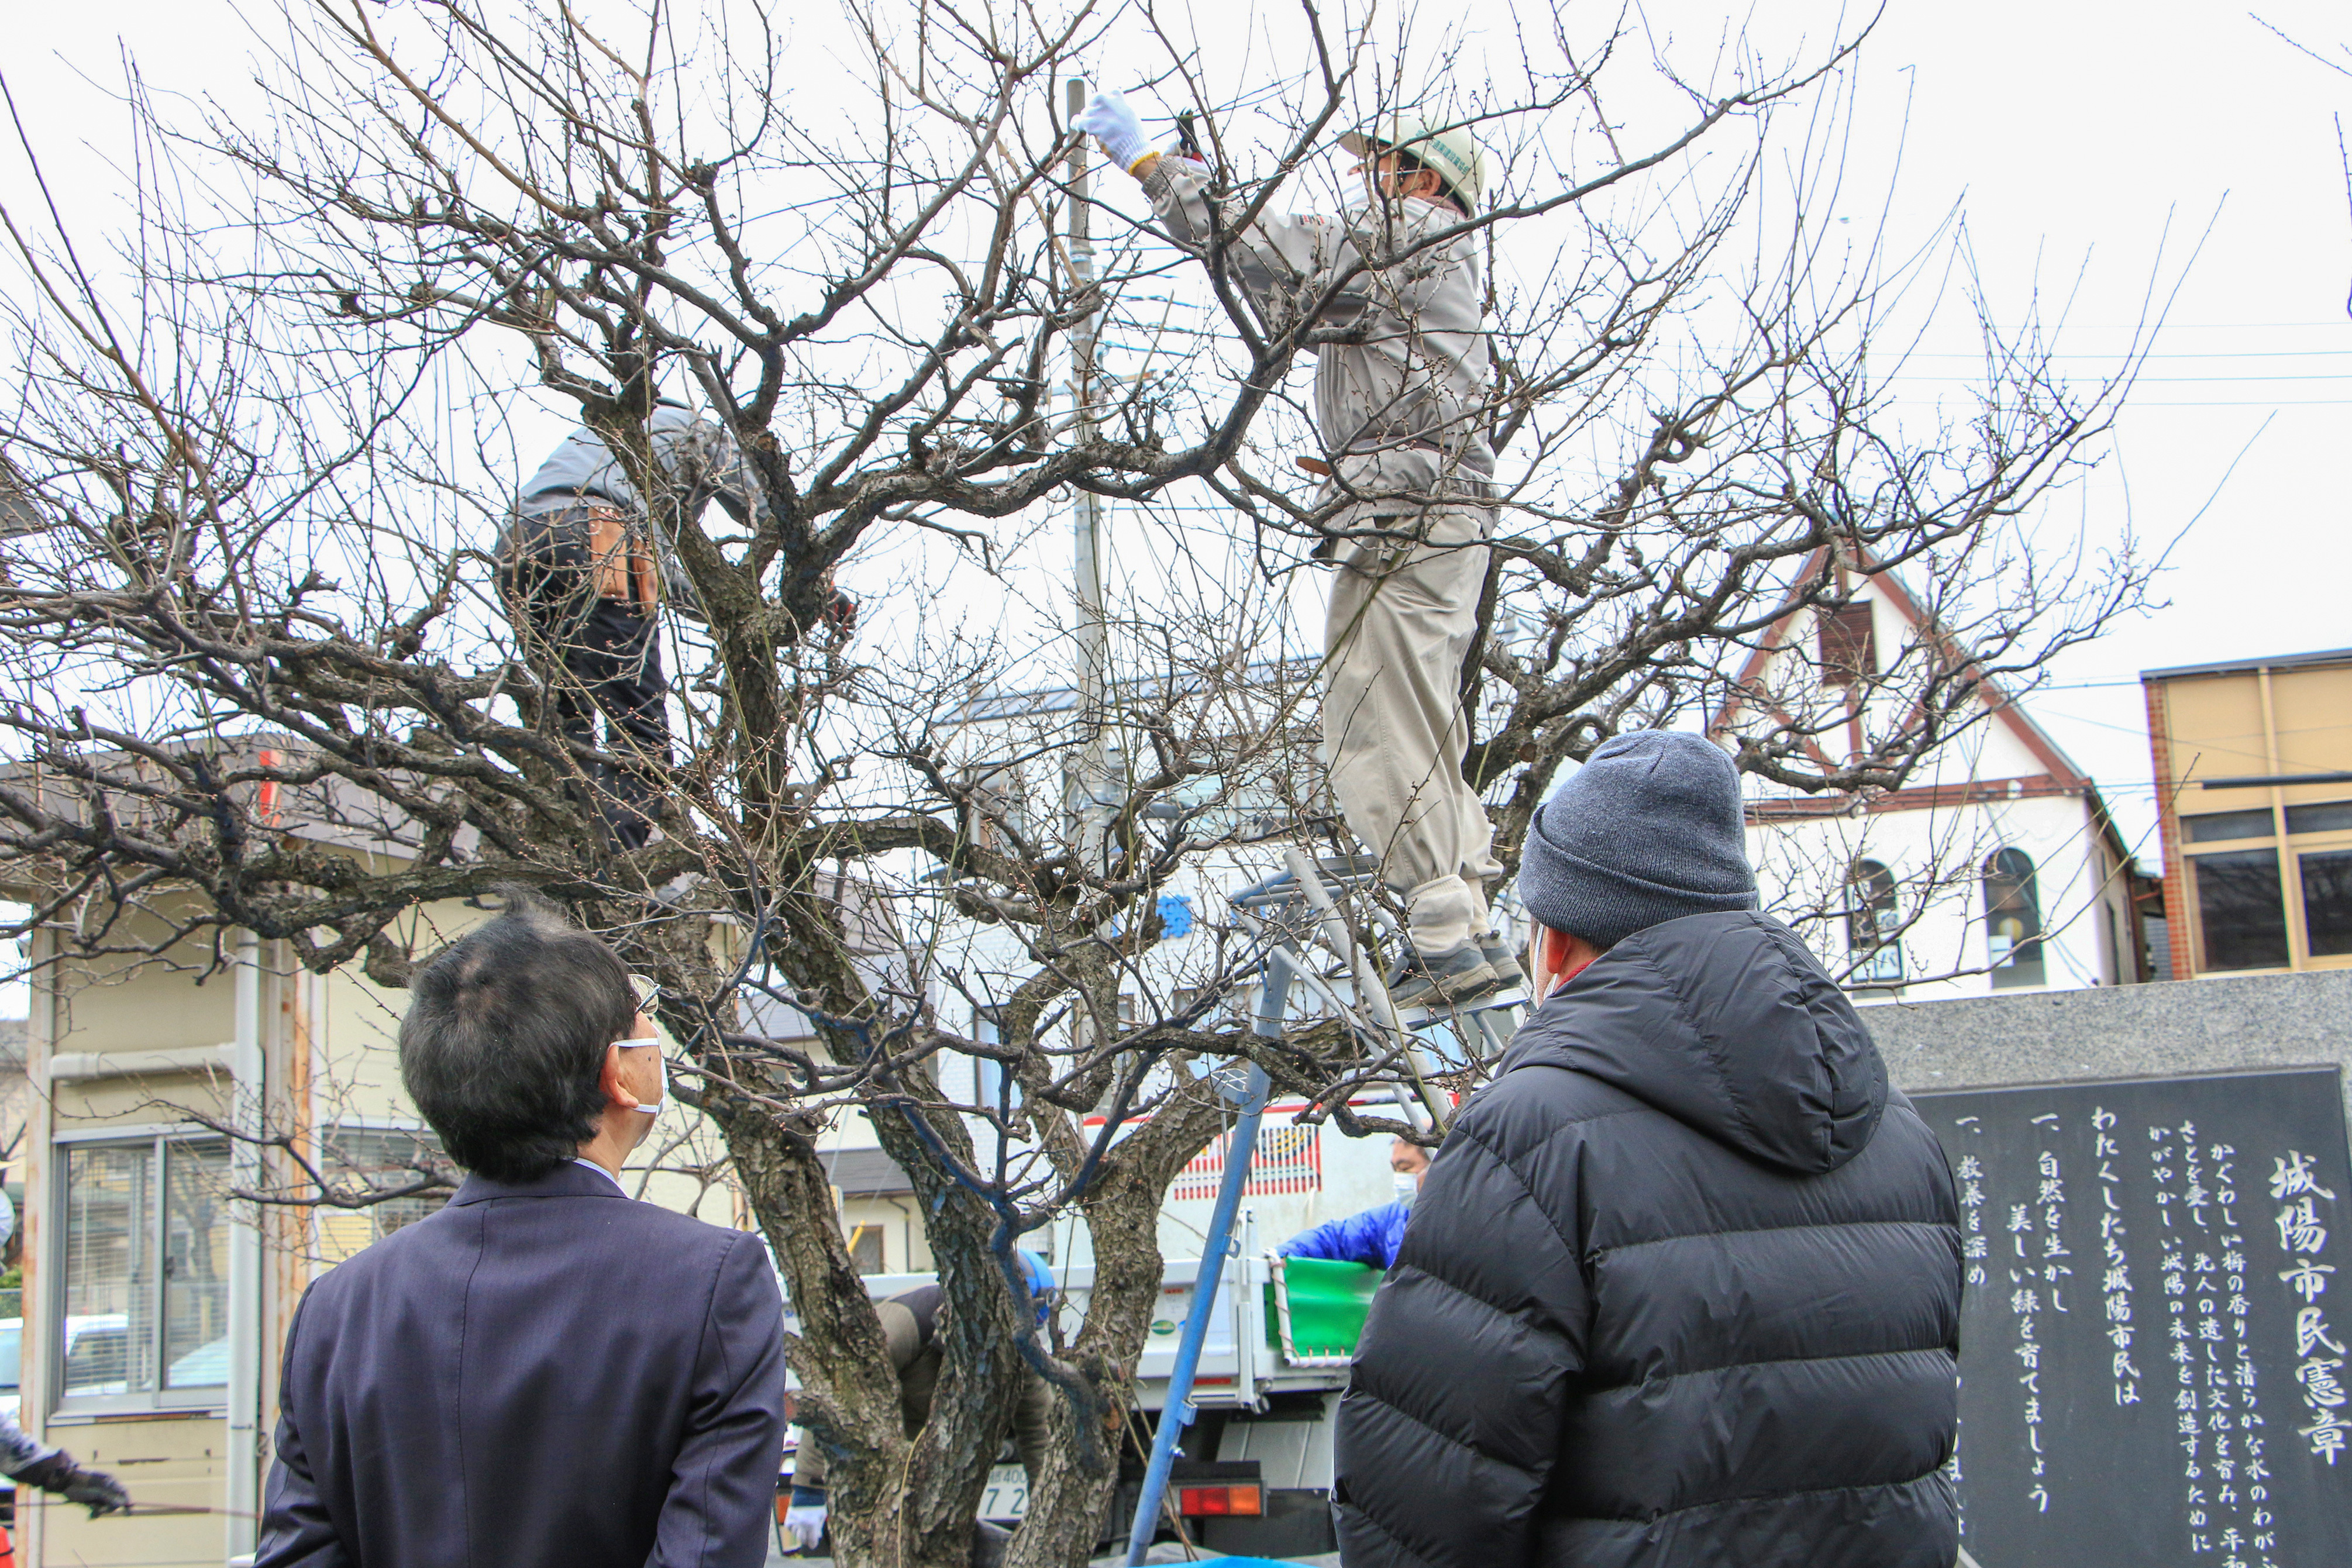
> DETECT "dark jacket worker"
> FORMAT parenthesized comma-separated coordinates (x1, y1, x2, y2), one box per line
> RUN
(1333, 732, 1962, 1568)
(256, 893, 788, 1568)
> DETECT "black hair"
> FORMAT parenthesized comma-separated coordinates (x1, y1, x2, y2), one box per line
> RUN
(397, 889, 635, 1183)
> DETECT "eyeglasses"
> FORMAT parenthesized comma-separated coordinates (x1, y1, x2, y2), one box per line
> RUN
(617, 974, 661, 1049)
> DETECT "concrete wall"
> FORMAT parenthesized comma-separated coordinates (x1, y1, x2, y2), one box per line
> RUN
(1865, 968, 2352, 1125)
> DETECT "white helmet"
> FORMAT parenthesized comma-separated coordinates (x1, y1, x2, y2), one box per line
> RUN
(1342, 112, 1489, 211)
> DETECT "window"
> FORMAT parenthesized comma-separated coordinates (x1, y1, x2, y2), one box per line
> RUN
(2185, 808, 2275, 843)
(846, 1224, 886, 1275)
(2288, 801, 2352, 836)
(2302, 850, 2352, 958)
(1983, 849, 2046, 988)
(57, 1137, 229, 1410)
(1845, 860, 1903, 985)
(1817, 603, 1877, 687)
(2191, 848, 2291, 970)
(315, 1126, 449, 1262)
(2179, 796, 2352, 972)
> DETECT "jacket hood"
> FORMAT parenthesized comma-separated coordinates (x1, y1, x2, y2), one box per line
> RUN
(1500, 910, 1887, 1174)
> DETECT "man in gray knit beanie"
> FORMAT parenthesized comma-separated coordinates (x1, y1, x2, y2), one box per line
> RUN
(1517, 731, 1758, 985)
(1337, 736, 1965, 1568)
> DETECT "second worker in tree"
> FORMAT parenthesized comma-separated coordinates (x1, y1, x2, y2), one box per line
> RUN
(1076, 89, 1515, 1009)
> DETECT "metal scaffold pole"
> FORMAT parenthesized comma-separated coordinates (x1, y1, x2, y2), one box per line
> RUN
(1064, 75, 1112, 854)
(1124, 954, 1287, 1564)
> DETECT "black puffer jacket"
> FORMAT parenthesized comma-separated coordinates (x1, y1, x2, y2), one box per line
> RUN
(1333, 911, 1960, 1568)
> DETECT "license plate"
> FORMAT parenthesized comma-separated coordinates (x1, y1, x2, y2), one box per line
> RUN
(979, 1462, 1028, 1519)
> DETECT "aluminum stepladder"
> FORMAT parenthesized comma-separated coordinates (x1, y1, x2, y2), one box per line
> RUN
(1238, 846, 1527, 1123)
(1122, 846, 1528, 1562)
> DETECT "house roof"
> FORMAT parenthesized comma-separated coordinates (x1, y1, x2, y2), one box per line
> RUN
(948, 657, 1320, 725)
(818, 1146, 914, 1197)
(1709, 546, 2140, 870)
(0, 731, 462, 883)
(1709, 543, 2093, 791)
(2141, 646, 2352, 683)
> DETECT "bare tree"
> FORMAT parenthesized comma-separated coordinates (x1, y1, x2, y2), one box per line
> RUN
(0, 2, 2154, 1563)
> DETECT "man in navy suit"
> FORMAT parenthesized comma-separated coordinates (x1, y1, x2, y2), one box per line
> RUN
(256, 893, 788, 1568)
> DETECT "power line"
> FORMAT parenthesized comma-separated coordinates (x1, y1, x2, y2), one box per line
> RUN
(1876, 392, 2352, 408)
(1958, 322, 2352, 332)
(1893, 373, 2352, 384)
(1904, 349, 2352, 360)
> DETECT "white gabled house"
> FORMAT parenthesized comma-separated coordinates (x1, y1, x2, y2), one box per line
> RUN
(1710, 550, 2161, 1001)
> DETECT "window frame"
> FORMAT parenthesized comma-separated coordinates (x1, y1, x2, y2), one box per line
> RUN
(312, 1119, 450, 1259)
(845, 1223, 888, 1276)
(49, 1125, 233, 1418)
(2300, 845, 2352, 959)
(1843, 859, 1904, 987)
(1983, 847, 2048, 989)
(1816, 602, 1878, 687)
(2290, 807, 2352, 967)
(2177, 801, 2352, 974)
(2181, 807, 2278, 845)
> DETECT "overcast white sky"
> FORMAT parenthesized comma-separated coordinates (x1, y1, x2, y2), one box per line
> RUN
(4, 0, 2348, 883)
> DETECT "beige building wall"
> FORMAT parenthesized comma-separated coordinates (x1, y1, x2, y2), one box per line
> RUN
(2146, 649, 2352, 978)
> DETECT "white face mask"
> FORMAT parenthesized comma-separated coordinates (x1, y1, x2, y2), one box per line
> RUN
(1393, 1171, 1419, 1207)
(615, 1038, 666, 1118)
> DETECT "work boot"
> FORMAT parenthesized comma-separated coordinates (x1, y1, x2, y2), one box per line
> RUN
(1386, 942, 1500, 1011)
(1479, 932, 1528, 993)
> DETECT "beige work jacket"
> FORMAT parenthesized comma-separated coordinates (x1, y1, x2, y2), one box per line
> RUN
(1141, 154, 1497, 537)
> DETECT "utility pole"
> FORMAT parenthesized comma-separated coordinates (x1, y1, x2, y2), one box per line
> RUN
(225, 929, 264, 1565)
(1064, 76, 1113, 855)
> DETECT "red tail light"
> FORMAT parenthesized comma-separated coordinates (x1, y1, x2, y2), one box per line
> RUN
(1176, 1484, 1263, 1517)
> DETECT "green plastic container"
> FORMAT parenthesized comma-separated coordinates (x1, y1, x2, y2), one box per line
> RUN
(1270, 1256, 1383, 1366)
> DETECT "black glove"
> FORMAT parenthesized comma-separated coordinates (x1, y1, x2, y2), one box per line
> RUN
(16, 1452, 130, 1517)
(62, 1467, 132, 1517)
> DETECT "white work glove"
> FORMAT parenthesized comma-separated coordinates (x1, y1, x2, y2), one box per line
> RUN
(1075, 91, 1155, 174)
(784, 1503, 828, 1553)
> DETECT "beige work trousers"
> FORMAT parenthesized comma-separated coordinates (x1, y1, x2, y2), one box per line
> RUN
(1322, 504, 1502, 956)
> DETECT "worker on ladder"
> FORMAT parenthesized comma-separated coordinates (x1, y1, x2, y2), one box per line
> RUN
(1076, 90, 1517, 1009)
(500, 398, 852, 854)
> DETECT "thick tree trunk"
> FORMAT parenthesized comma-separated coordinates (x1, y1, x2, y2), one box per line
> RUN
(855, 1083, 1027, 1567)
(660, 902, 1234, 1568)
(1010, 1091, 1232, 1567)
(1007, 1178, 1169, 1566)
(713, 1101, 926, 1563)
